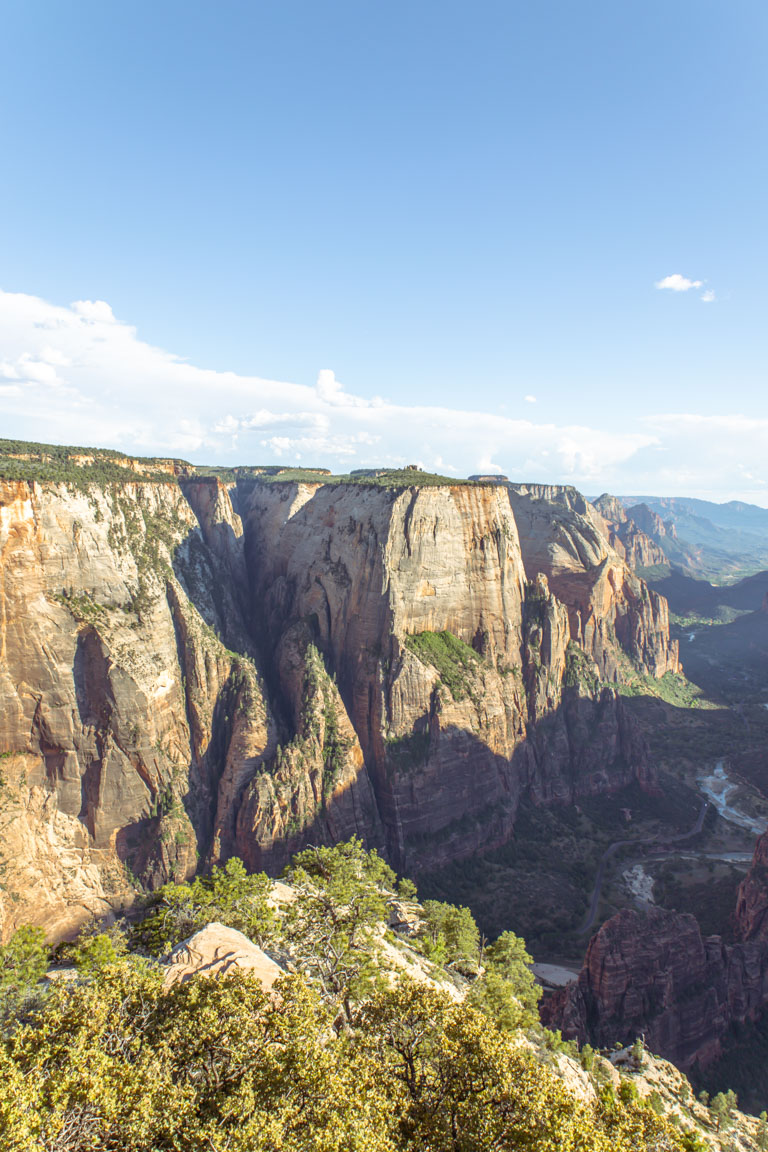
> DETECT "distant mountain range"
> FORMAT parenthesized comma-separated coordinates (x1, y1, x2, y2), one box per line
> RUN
(596, 494, 768, 583)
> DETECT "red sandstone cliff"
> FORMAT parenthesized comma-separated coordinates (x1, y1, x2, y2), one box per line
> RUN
(545, 831, 768, 1071)
(0, 476, 278, 938)
(507, 485, 679, 681)
(592, 494, 671, 574)
(236, 478, 654, 873)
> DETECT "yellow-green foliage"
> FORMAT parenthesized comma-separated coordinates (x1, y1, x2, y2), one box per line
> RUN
(0, 437, 180, 486)
(283, 838, 396, 1025)
(0, 927, 49, 1029)
(0, 961, 698, 1152)
(135, 857, 275, 955)
(258, 467, 479, 489)
(0, 963, 393, 1152)
(467, 930, 542, 1029)
(420, 899, 480, 964)
(0, 842, 708, 1151)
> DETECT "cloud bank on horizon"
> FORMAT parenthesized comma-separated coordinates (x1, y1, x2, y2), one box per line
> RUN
(0, 290, 765, 505)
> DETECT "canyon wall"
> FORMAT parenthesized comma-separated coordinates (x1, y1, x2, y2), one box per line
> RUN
(0, 476, 276, 938)
(507, 485, 679, 681)
(0, 467, 676, 939)
(592, 494, 671, 575)
(236, 479, 654, 873)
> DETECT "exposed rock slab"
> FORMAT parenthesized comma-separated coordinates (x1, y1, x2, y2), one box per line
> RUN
(163, 922, 284, 989)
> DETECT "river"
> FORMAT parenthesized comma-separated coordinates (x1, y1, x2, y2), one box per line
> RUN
(698, 761, 768, 837)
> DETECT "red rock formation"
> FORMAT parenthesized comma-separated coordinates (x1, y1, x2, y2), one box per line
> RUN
(734, 831, 768, 943)
(542, 908, 731, 1070)
(592, 495, 670, 574)
(627, 503, 677, 542)
(507, 485, 679, 681)
(235, 478, 654, 873)
(545, 832, 768, 1071)
(0, 476, 276, 939)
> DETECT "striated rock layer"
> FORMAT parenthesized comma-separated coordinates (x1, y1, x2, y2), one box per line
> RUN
(592, 494, 671, 575)
(0, 476, 276, 938)
(544, 831, 768, 1071)
(236, 479, 657, 874)
(507, 484, 679, 681)
(0, 467, 677, 939)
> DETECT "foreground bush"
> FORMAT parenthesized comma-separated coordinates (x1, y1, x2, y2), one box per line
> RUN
(0, 958, 701, 1152)
(0, 841, 710, 1151)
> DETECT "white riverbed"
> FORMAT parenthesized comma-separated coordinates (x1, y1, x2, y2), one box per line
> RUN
(622, 863, 655, 904)
(698, 761, 768, 837)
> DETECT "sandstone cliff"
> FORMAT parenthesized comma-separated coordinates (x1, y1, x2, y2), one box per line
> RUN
(237, 479, 652, 873)
(544, 831, 768, 1071)
(507, 484, 679, 680)
(734, 829, 768, 943)
(0, 476, 275, 939)
(627, 502, 678, 543)
(592, 494, 671, 575)
(0, 461, 674, 940)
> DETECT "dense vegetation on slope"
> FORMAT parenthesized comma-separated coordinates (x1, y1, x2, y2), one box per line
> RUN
(234, 466, 480, 489)
(404, 630, 482, 701)
(0, 840, 713, 1152)
(0, 437, 189, 485)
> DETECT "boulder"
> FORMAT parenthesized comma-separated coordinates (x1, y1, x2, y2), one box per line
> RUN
(163, 922, 284, 990)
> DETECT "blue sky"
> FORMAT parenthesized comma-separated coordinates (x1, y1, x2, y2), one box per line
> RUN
(1, 1, 767, 501)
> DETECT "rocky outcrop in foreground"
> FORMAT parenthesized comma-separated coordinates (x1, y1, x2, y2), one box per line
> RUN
(0, 456, 678, 939)
(544, 830, 768, 1071)
(163, 922, 284, 989)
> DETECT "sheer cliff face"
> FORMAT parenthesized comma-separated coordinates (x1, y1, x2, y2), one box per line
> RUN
(0, 477, 275, 940)
(0, 471, 669, 939)
(592, 494, 670, 574)
(735, 831, 768, 943)
(507, 485, 679, 681)
(239, 481, 650, 871)
(543, 909, 732, 1070)
(238, 481, 528, 868)
(240, 480, 525, 736)
(545, 834, 768, 1071)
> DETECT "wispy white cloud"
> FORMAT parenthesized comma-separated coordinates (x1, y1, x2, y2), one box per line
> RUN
(524, 394, 537, 404)
(701, 289, 716, 303)
(655, 274, 704, 292)
(0, 290, 765, 504)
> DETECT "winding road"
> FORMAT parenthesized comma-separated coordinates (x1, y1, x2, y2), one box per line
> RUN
(578, 798, 710, 936)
